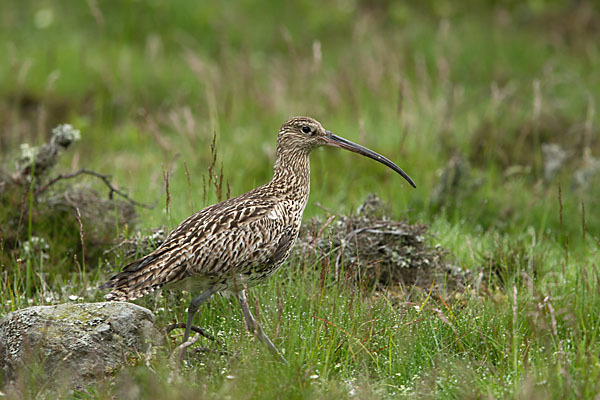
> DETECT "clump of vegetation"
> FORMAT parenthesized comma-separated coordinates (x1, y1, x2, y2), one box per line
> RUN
(429, 153, 484, 212)
(0, 125, 143, 276)
(296, 195, 465, 292)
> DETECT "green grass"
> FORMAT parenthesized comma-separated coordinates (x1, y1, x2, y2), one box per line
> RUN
(1, 0, 600, 398)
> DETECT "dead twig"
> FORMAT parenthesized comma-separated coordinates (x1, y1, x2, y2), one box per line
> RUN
(35, 168, 154, 209)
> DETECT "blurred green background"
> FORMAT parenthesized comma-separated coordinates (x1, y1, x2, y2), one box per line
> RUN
(2, 0, 599, 215)
(2, 0, 599, 234)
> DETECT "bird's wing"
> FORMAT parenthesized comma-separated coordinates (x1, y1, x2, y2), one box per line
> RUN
(101, 193, 280, 301)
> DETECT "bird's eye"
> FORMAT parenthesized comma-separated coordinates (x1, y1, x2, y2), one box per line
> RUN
(301, 126, 311, 134)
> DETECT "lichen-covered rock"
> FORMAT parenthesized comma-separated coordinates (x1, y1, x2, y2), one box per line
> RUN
(0, 302, 161, 390)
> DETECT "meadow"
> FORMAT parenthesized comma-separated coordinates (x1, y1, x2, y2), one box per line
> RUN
(1, 0, 599, 398)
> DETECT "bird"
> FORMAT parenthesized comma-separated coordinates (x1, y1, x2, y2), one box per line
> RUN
(100, 116, 416, 363)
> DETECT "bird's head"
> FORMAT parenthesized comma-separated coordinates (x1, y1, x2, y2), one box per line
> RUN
(278, 116, 329, 151)
(277, 116, 416, 188)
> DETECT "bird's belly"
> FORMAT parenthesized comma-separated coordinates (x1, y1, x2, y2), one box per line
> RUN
(241, 258, 286, 284)
(163, 274, 227, 294)
(167, 254, 286, 293)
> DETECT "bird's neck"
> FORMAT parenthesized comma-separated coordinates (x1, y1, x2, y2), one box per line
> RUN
(269, 148, 311, 202)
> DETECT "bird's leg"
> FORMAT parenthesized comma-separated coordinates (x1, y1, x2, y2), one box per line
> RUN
(237, 289, 288, 365)
(183, 288, 216, 343)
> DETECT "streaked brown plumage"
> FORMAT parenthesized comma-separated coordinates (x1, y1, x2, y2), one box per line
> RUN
(100, 116, 416, 362)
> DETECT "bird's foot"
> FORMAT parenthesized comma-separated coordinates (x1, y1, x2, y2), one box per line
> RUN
(169, 332, 200, 365)
(164, 322, 223, 345)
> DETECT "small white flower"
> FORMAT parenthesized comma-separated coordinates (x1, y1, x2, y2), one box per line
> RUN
(21, 236, 50, 261)
(309, 374, 319, 380)
(20, 143, 38, 162)
(68, 295, 79, 301)
(51, 124, 81, 147)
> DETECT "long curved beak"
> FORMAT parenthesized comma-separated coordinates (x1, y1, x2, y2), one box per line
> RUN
(323, 131, 416, 188)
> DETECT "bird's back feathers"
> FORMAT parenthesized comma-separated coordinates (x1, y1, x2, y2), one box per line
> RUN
(101, 184, 303, 301)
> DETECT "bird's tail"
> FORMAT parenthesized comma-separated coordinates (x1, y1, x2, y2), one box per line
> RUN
(100, 253, 168, 301)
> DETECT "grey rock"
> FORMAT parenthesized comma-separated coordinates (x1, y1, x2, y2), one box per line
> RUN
(0, 302, 161, 390)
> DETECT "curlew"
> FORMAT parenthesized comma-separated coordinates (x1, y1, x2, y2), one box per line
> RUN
(100, 116, 416, 363)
